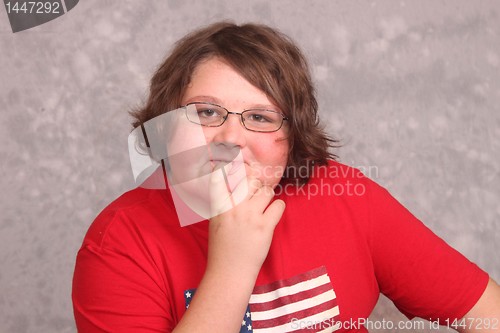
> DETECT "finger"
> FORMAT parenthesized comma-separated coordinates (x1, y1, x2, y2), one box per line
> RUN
(250, 184, 277, 210)
(263, 199, 286, 228)
(208, 167, 232, 216)
(227, 174, 251, 208)
(247, 177, 263, 197)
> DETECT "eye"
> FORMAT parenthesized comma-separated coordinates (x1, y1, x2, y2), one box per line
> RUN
(245, 111, 274, 123)
(197, 107, 221, 118)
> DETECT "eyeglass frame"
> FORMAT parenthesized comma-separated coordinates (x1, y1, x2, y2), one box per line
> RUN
(183, 101, 289, 133)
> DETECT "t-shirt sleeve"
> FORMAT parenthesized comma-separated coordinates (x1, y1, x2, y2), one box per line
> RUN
(366, 178, 489, 323)
(72, 209, 174, 332)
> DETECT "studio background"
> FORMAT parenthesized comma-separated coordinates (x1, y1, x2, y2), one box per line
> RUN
(1, 1, 499, 332)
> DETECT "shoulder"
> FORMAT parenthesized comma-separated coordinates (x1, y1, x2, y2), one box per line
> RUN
(313, 160, 374, 182)
(306, 159, 381, 198)
(277, 160, 388, 226)
(80, 187, 178, 250)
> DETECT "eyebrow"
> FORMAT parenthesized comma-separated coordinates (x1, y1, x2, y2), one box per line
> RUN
(184, 95, 281, 111)
(184, 95, 220, 105)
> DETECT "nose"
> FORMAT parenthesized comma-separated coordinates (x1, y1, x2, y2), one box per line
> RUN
(210, 113, 247, 148)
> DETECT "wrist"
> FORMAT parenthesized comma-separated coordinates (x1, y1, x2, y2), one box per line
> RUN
(204, 258, 261, 287)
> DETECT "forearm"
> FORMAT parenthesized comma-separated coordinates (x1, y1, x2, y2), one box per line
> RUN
(458, 278, 500, 333)
(172, 266, 259, 333)
(172, 178, 283, 332)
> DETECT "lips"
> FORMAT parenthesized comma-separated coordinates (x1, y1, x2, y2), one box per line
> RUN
(206, 142, 244, 172)
(210, 159, 245, 175)
(165, 141, 246, 185)
(207, 144, 240, 161)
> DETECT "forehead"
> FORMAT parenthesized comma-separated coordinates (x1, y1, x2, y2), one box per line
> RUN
(181, 57, 279, 111)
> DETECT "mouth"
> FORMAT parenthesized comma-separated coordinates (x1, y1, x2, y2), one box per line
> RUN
(209, 159, 246, 175)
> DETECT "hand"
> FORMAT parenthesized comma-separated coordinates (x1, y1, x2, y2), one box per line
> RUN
(206, 167, 285, 278)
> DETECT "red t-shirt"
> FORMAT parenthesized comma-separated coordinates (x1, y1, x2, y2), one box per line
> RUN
(72, 161, 488, 332)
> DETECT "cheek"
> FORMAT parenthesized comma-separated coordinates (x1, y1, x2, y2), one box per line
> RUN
(200, 127, 214, 143)
(273, 139, 289, 166)
(248, 136, 289, 181)
(253, 136, 287, 160)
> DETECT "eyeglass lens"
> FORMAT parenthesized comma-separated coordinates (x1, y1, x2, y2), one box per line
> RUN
(185, 103, 285, 132)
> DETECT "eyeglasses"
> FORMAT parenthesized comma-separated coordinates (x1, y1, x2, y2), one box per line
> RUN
(184, 102, 289, 133)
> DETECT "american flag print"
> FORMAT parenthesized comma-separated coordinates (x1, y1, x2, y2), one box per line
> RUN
(184, 266, 340, 332)
(184, 289, 254, 332)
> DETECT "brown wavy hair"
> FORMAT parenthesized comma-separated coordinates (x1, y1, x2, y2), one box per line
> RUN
(131, 21, 339, 185)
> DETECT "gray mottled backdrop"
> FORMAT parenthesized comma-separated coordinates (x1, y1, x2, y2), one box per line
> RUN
(0, 1, 499, 332)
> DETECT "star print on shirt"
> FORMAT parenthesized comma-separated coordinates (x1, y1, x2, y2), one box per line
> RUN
(184, 289, 253, 332)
